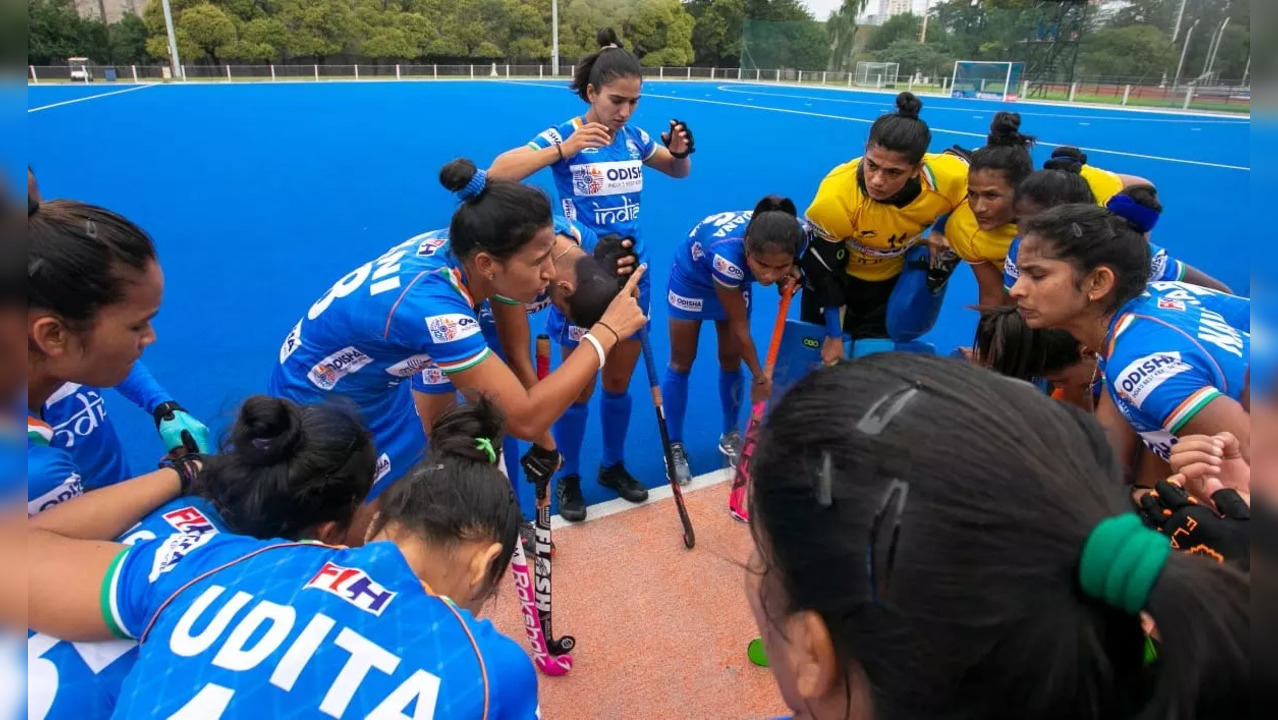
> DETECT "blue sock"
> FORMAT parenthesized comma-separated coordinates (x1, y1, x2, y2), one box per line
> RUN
(552, 402, 589, 477)
(601, 391, 632, 468)
(720, 369, 744, 435)
(662, 366, 691, 444)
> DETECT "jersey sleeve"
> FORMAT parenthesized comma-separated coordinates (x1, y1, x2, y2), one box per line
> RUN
(1106, 318, 1227, 434)
(635, 126, 658, 161)
(1147, 242, 1186, 282)
(710, 245, 748, 290)
(527, 123, 568, 152)
(924, 153, 970, 209)
(113, 361, 170, 415)
(27, 443, 83, 517)
(1002, 237, 1022, 292)
(100, 532, 247, 640)
(805, 162, 861, 242)
(1082, 165, 1125, 205)
(389, 272, 491, 375)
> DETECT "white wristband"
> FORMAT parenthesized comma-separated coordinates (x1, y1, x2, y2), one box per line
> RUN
(581, 333, 607, 369)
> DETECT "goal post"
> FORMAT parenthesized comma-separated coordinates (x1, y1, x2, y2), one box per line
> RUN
(950, 61, 1025, 102)
(854, 61, 899, 89)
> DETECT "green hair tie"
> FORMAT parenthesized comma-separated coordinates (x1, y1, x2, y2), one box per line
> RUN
(475, 437, 497, 465)
(1078, 513, 1171, 615)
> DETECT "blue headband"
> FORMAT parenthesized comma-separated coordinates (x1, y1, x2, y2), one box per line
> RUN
(458, 169, 488, 202)
(1107, 194, 1160, 234)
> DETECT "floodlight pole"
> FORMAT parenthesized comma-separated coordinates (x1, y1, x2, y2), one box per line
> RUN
(1171, 0, 1188, 43)
(1173, 19, 1199, 89)
(161, 0, 182, 79)
(551, 0, 560, 76)
(1204, 17, 1231, 78)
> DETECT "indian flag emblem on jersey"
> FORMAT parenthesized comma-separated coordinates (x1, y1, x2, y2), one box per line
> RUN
(28, 418, 53, 446)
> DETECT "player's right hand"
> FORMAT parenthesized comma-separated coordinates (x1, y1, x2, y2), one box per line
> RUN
(1170, 432, 1250, 504)
(564, 122, 612, 157)
(821, 335, 845, 366)
(597, 264, 648, 343)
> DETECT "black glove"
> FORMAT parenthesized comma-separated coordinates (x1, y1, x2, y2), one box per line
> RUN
(158, 452, 203, 496)
(594, 233, 637, 280)
(520, 444, 561, 490)
(1139, 478, 1250, 570)
(661, 118, 695, 159)
(799, 238, 848, 308)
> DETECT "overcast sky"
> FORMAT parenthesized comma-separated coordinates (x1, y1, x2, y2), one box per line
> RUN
(801, 0, 930, 21)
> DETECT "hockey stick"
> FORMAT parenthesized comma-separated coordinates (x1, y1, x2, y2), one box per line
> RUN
(639, 326, 696, 549)
(533, 334, 575, 656)
(728, 282, 794, 523)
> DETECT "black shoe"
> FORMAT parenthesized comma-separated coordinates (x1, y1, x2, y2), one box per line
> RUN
(557, 474, 587, 523)
(598, 462, 649, 503)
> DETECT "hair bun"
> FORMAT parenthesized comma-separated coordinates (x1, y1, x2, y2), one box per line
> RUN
(894, 92, 923, 120)
(596, 27, 622, 50)
(439, 158, 479, 194)
(233, 395, 305, 464)
(427, 397, 507, 464)
(988, 112, 1035, 149)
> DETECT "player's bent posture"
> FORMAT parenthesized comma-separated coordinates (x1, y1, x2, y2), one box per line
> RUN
(27, 200, 164, 516)
(803, 92, 968, 364)
(660, 196, 805, 482)
(28, 396, 377, 720)
(268, 159, 647, 541)
(746, 354, 1247, 720)
(934, 112, 1035, 307)
(488, 27, 693, 519)
(28, 169, 212, 488)
(27, 400, 541, 720)
(1010, 204, 1250, 466)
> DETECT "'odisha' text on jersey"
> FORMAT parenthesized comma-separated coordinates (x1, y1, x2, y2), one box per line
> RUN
(41, 383, 130, 490)
(529, 118, 656, 261)
(672, 211, 758, 293)
(29, 497, 227, 720)
(1099, 282, 1250, 461)
(28, 417, 84, 517)
(101, 533, 539, 719)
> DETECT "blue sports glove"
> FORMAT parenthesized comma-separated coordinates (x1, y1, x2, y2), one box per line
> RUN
(153, 401, 212, 454)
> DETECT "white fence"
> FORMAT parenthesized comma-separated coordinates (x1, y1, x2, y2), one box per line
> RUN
(28, 63, 1250, 113)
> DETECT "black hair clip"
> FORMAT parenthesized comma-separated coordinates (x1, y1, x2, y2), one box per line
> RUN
(27, 258, 44, 279)
(855, 382, 922, 437)
(1071, 222, 1084, 238)
(815, 451, 834, 508)
(866, 477, 910, 606)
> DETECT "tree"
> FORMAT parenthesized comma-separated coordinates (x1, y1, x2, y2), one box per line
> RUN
(236, 16, 288, 61)
(628, 0, 695, 67)
(828, 0, 868, 72)
(362, 25, 417, 60)
(876, 38, 952, 78)
(178, 3, 238, 65)
(29, 0, 92, 64)
(279, 0, 357, 62)
(112, 12, 153, 63)
(867, 13, 921, 53)
(689, 0, 745, 66)
(1076, 24, 1172, 79)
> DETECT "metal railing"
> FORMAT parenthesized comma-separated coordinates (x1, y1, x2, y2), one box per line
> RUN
(29, 63, 1250, 114)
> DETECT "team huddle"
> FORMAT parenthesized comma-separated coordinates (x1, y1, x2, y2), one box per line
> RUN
(22, 26, 1252, 720)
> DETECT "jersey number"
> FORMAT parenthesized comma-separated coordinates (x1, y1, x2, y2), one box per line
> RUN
(307, 249, 409, 321)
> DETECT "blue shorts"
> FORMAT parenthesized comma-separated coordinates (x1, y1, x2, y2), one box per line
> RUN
(666, 272, 751, 322)
(546, 272, 652, 348)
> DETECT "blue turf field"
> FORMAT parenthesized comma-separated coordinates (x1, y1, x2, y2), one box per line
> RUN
(25, 79, 1250, 515)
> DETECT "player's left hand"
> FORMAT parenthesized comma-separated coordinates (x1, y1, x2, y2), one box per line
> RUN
(521, 444, 562, 487)
(154, 402, 212, 455)
(661, 119, 695, 159)
(1138, 475, 1249, 568)
(750, 376, 773, 405)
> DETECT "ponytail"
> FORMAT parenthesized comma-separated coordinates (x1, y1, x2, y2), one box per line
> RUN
(438, 158, 552, 261)
(373, 397, 521, 602)
(571, 28, 642, 102)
